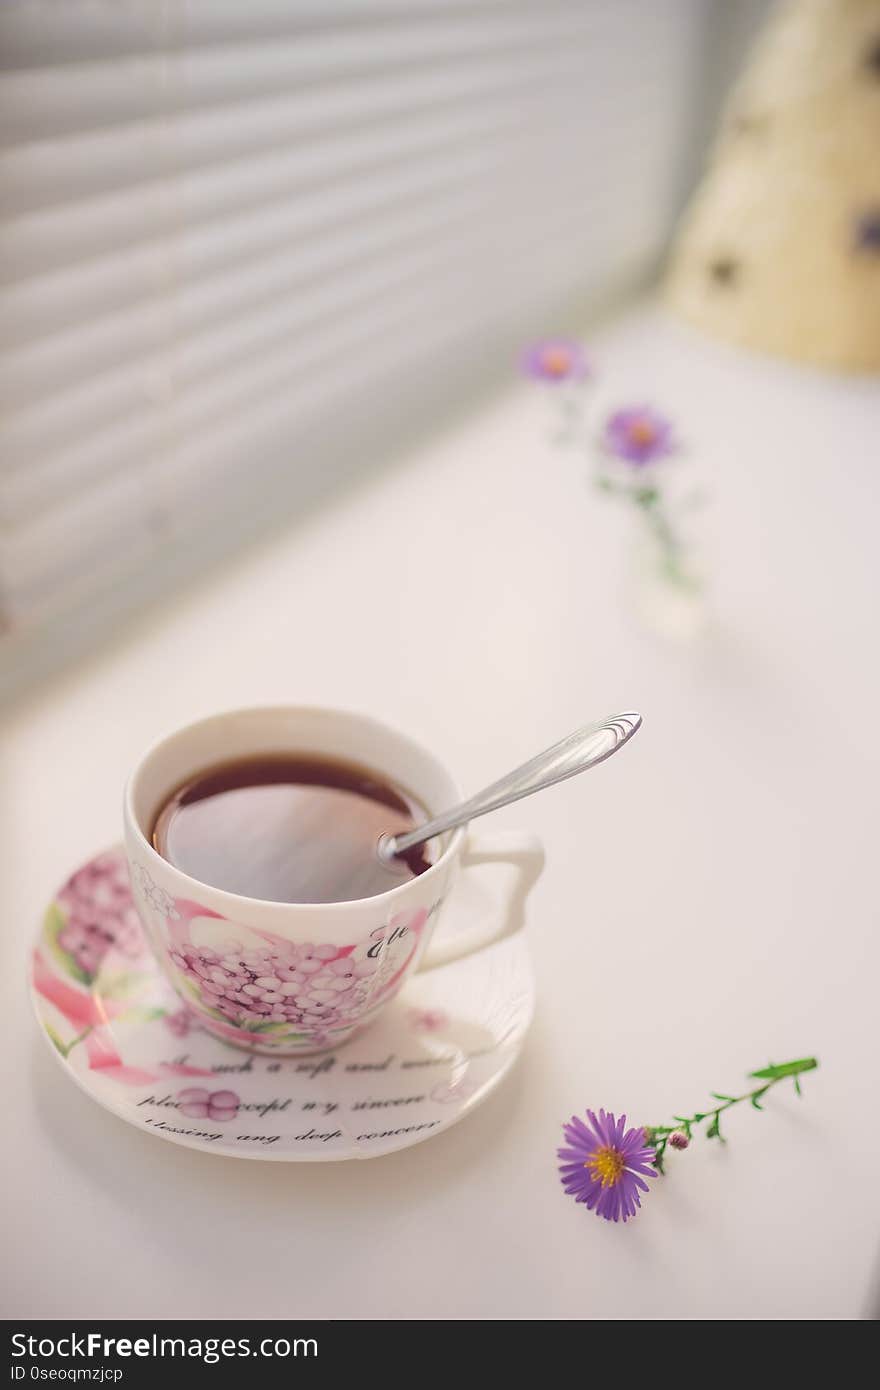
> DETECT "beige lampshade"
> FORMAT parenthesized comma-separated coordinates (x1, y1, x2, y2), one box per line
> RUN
(666, 0, 880, 373)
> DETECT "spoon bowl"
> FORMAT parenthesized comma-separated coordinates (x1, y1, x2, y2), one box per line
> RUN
(378, 711, 641, 863)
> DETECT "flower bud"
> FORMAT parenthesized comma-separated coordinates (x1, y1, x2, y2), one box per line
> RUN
(669, 1130, 690, 1150)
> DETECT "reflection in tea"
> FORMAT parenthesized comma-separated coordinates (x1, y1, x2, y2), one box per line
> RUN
(152, 754, 433, 903)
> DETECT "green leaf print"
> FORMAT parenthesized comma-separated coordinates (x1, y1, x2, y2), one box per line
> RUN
(251, 1022, 307, 1038)
(116, 1005, 167, 1026)
(44, 1022, 92, 1059)
(43, 903, 92, 986)
(96, 970, 153, 1003)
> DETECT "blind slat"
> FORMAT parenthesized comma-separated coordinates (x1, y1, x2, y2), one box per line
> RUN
(2, 259, 531, 607)
(1, 170, 628, 520)
(0, 0, 711, 662)
(0, 77, 587, 339)
(0, 7, 603, 145)
(0, 2, 532, 70)
(1, 189, 645, 544)
(1, 46, 592, 282)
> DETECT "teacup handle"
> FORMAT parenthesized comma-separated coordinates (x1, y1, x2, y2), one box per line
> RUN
(418, 830, 544, 971)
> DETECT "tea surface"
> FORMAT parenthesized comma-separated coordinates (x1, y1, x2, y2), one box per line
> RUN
(152, 754, 431, 903)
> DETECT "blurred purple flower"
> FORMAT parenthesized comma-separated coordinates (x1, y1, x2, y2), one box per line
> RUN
(558, 1109, 657, 1223)
(602, 406, 675, 465)
(523, 339, 589, 383)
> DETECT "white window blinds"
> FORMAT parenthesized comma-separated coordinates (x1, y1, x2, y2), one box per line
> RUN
(0, 0, 712, 674)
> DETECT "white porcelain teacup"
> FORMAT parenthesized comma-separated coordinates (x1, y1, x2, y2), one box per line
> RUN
(123, 706, 544, 1055)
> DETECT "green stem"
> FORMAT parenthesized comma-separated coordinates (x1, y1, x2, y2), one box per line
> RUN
(596, 475, 698, 591)
(644, 1058, 818, 1173)
(47, 1023, 94, 1059)
(551, 391, 586, 447)
(634, 492, 693, 589)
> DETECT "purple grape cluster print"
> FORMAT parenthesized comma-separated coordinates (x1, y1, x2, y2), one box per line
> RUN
(177, 1088, 239, 1122)
(56, 852, 142, 980)
(168, 935, 394, 1038)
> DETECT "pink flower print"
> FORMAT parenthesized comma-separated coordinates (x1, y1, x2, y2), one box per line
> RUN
(430, 1077, 478, 1105)
(130, 863, 179, 920)
(409, 1008, 449, 1032)
(169, 938, 380, 1036)
(176, 1087, 240, 1121)
(163, 1006, 194, 1038)
(56, 852, 144, 980)
(166, 912, 424, 1044)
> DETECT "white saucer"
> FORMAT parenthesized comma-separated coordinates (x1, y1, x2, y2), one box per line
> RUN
(30, 849, 534, 1161)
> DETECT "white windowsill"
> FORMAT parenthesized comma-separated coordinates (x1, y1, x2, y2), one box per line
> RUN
(3, 299, 877, 1319)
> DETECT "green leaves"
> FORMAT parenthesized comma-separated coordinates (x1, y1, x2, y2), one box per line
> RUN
(704, 1113, 724, 1142)
(116, 1005, 166, 1026)
(634, 487, 660, 508)
(749, 1058, 818, 1081)
(44, 1022, 92, 1059)
(647, 1057, 819, 1167)
(252, 1021, 306, 1038)
(45, 1023, 69, 1056)
(178, 986, 234, 1027)
(238, 1018, 304, 1038)
(98, 970, 153, 1003)
(43, 903, 92, 986)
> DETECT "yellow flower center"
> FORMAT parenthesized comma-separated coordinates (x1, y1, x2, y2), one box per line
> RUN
(586, 1145, 626, 1188)
(627, 419, 656, 445)
(542, 347, 571, 377)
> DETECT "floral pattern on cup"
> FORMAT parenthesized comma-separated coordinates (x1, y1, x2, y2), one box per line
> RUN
(167, 913, 424, 1047)
(46, 851, 434, 1052)
(130, 863, 180, 920)
(54, 852, 144, 982)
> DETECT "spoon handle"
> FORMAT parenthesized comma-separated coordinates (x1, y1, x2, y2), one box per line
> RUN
(386, 711, 641, 857)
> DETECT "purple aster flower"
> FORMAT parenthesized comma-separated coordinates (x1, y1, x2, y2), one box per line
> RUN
(602, 406, 675, 465)
(523, 339, 589, 383)
(558, 1109, 657, 1222)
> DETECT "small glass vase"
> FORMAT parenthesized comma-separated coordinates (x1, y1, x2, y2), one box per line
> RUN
(628, 523, 708, 640)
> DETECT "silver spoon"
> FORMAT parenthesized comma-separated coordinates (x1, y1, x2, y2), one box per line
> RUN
(378, 711, 642, 862)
